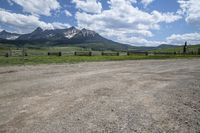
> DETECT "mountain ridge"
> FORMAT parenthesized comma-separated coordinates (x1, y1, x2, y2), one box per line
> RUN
(0, 27, 134, 51)
(16, 27, 100, 41)
(0, 27, 186, 51)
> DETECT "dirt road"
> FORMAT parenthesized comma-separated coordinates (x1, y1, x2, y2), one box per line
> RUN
(0, 59, 200, 133)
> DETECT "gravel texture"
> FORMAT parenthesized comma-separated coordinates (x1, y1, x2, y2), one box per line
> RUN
(0, 59, 200, 133)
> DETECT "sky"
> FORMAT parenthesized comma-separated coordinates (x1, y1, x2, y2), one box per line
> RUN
(0, 0, 200, 46)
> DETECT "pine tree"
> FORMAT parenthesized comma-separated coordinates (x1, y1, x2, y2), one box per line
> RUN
(183, 41, 187, 54)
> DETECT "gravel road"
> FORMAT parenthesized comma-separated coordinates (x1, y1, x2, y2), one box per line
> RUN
(0, 59, 200, 133)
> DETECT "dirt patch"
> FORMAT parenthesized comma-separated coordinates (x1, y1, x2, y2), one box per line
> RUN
(0, 59, 200, 133)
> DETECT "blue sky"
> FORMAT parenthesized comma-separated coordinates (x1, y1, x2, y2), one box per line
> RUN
(0, 0, 200, 46)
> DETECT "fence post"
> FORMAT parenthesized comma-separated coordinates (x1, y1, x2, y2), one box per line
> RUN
(5, 53, 9, 57)
(127, 52, 129, 56)
(59, 52, 62, 56)
(198, 48, 200, 55)
(9, 48, 12, 56)
(89, 51, 92, 56)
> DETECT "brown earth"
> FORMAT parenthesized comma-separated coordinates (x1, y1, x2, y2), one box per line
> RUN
(0, 59, 200, 133)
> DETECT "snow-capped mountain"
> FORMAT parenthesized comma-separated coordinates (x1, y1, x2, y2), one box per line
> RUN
(17, 26, 99, 41)
(64, 27, 80, 39)
(0, 27, 134, 51)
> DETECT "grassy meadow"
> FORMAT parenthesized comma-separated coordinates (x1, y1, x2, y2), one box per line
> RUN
(0, 45, 200, 66)
(1, 55, 200, 66)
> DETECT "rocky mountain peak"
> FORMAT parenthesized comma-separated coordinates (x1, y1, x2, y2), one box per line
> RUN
(80, 28, 97, 37)
(0, 30, 7, 33)
(33, 27, 43, 33)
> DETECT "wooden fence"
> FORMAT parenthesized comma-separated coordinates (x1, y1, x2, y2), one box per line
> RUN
(101, 52, 119, 56)
(74, 51, 92, 56)
(3, 50, 28, 57)
(127, 51, 148, 56)
(47, 52, 62, 56)
(2, 50, 200, 57)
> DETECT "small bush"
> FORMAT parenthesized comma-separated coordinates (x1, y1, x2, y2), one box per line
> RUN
(5, 53, 9, 57)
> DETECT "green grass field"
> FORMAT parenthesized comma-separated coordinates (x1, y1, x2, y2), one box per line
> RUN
(150, 44, 200, 53)
(0, 55, 200, 66)
(0, 45, 200, 66)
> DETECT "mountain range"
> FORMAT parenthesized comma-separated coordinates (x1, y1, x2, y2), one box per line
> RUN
(0, 27, 134, 51)
(0, 27, 182, 51)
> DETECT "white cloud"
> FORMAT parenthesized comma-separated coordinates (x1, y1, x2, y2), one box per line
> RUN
(116, 35, 166, 46)
(51, 22, 70, 29)
(167, 32, 200, 45)
(151, 11, 182, 23)
(0, 9, 70, 33)
(7, 0, 14, 5)
(10, 0, 60, 16)
(141, 0, 154, 7)
(75, 0, 181, 46)
(64, 10, 72, 17)
(178, 0, 200, 28)
(72, 0, 102, 14)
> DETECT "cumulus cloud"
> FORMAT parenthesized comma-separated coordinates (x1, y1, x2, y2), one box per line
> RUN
(64, 10, 72, 17)
(178, 0, 200, 28)
(151, 11, 182, 23)
(75, 0, 181, 46)
(116, 35, 166, 46)
(1, 0, 187, 46)
(167, 32, 200, 45)
(72, 0, 102, 14)
(141, 0, 154, 7)
(0, 9, 70, 33)
(10, 0, 60, 16)
(51, 22, 70, 29)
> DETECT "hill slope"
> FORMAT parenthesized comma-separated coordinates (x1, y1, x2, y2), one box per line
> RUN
(150, 44, 200, 53)
(0, 30, 21, 40)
